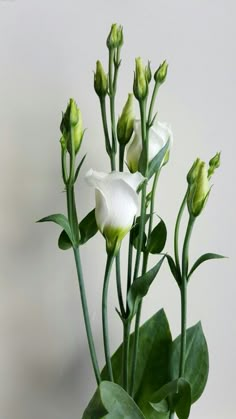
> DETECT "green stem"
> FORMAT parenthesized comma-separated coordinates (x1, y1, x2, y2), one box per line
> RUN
(126, 231, 133, 311)
(119, 144, 125, 171)
(61, 148, 68, 184)
(122, 321, 131, 391)
(179, 216, 195, 377)
(73, 247, 101, 384)
(102, 253, 115, 381)
(108, 49, 117, 155)
(115, 252, 125, 318)
(147, 81, 160, 125)
(100, 97, 112, 157)
(174, 190, 188, 274)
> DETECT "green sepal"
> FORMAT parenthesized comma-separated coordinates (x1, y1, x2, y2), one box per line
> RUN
(146, 218, 167, 254)
(166, 255, 181, 286)
(37, 214, 74, 246)
(150, 378, 191, 419)
(79, 209, 98, 245)
(101, 309, 172, 417)
(127, 256, 165, 319)
(170, 322, 209, 403)
(148, 139, 170, 180)
(82, 381, 145, 419)
(188, 252, 226, 280)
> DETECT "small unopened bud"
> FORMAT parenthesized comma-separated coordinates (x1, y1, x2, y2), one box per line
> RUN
(187, 158, 201, 185)
(60, 99, 84, 155)
(94, 61, 108, 98)
(208, 152, 221, 178)
(154, 60, 168, 84)
(145, 61, 152, 84)
(133, 57, 148, 101)
(106, 23, 123, 49)
(117, 94, 134, 145)
(188, 162, 210, 217)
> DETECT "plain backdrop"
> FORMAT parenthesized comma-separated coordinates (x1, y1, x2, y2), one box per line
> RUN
(0, 1, 235, 418)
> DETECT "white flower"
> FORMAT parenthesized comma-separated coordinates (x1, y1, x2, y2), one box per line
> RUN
(126, 119, 173, 173)
(85, 170, 144, 253)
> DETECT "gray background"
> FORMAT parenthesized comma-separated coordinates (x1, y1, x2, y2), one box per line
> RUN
(0, 0, 235, 418)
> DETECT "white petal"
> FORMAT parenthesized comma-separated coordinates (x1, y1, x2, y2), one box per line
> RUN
(84, 169, 107, 188)
(94, 188, 109, 233)
(108, 171, 144, 191)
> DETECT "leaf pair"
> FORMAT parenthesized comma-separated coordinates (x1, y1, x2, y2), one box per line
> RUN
(131, 217, 167, 255)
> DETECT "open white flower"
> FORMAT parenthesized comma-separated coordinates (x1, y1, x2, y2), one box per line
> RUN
(85, 170, 144, 253)
(126, 119, 173, 173)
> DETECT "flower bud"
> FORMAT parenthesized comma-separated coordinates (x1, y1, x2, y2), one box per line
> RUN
(188, 162, 210, 217)
(60, 99, 84, 155)
(145, 61, 152, 84)
(154, 60, 168, 84)
(208, 152, 221, 178)
(106, 23, 123, 49)
(117, 94, 134, 145)
(94, 61, 108, 98)
(186, 158, 201, 185)
(133, 57, 148, 101)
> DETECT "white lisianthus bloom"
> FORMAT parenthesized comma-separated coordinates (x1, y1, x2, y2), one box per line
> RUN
(85, 170, 144, 253)
(126, 119, 173, 173)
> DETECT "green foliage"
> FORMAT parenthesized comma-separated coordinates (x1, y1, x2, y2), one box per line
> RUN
(82, 381, 145, 419)
(37, 214, 74, 246)
(166, 255, 181, 286)
(130, 215, 150, 251)
(127, 257, 165, 319)
(188, 252, 225, 280)
(170, 322, 209, 403)
(146, 219, 167, 254)
(148, 140, 170, 180)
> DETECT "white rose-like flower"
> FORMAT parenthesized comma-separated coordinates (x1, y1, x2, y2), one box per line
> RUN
(126, 119, 173, 173)
(85, 170, 144, 253)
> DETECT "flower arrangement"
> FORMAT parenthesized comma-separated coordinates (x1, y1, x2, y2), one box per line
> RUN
(38, 23, 224, 418)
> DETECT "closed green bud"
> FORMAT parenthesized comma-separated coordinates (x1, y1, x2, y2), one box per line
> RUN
(133, 57, 148, 101)
(154, 60, 168, 84)
(94, 61, 108, 98)
(117, 94, 134, 145)
(106, 23, 123, 49)
(187, 158, 201, 184)
(208, 152, 221, 178)
(145, 61, 152, 84)
(188, 162, 210, 217)
(60, 99, 84, 155)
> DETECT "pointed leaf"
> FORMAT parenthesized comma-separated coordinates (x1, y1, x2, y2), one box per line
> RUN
(82, 381, 145, 419)
(101, 309, 172, 418)
(150, 378, 191, 419)
(166, 255, 181, 286)
(130, 214, 150, 252)
(147, 219, 167, 254)
(74, 154, 87, 183)
(138, 146, 148, 176)
(37, 214, 74, 245)
(79, 209, 98, 245)
(188, 253, 226, 280)
(148, 139, 170, 180)
(170, 322, 209, 403)
(127, 256, 165, 319)
(58, 229, 72, 250)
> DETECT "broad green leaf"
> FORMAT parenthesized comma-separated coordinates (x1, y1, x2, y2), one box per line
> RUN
(170, 322, 209, 403)
(188, 253, 225, 280)
(82, 381, 145, 419)
(150, 378, 191, 419)
(166, 255, 181, 286)
(148, 139, 170, 180)
(37, 214, 74, 245)
(127, 257, 165, 319)
(79, 209, 98, 245)
(102, 309, 172, 418)
(147, 219, 167, 254)
(58, 229, 72, 250)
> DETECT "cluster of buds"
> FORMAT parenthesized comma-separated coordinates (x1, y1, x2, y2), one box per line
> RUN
(187, 152, 221, 217)
(106, 23, 123, 50)
(133, 58, 168, 101)
(60, 98, 84, 155)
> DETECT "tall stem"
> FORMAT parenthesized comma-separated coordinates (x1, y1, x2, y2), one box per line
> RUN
(115, 252, 125, 317)
(174, 190, 188, 274)
(102, 253, 115, 381)
(147, 81, 160, 125)
(73, 247, 101, 384)
(122, 321, 131, 391)
(179, 216, 195, 377)
(100, 97, 112, 157)
(108, 49, 117, 155)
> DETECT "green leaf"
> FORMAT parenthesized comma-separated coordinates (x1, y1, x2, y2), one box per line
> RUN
(188, 252, 226, 280)
(127, 256, 165, 319)
(147, 219, 167, 254)
(37, 214, 74, 245)
(79, 209, 98, 245)
(74, 154, 87, 183)
(138, 147, 148, 176)
(166, 255, 181, 286)
(82, 381, 145, 419)
(170, 322, 209, 403)
(150, 378, 191, 419)
(148, 139, 170, 180)
(58, 229, 72, 250)
(130, 215, 150, 252)
(102, 309, 172, 418)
